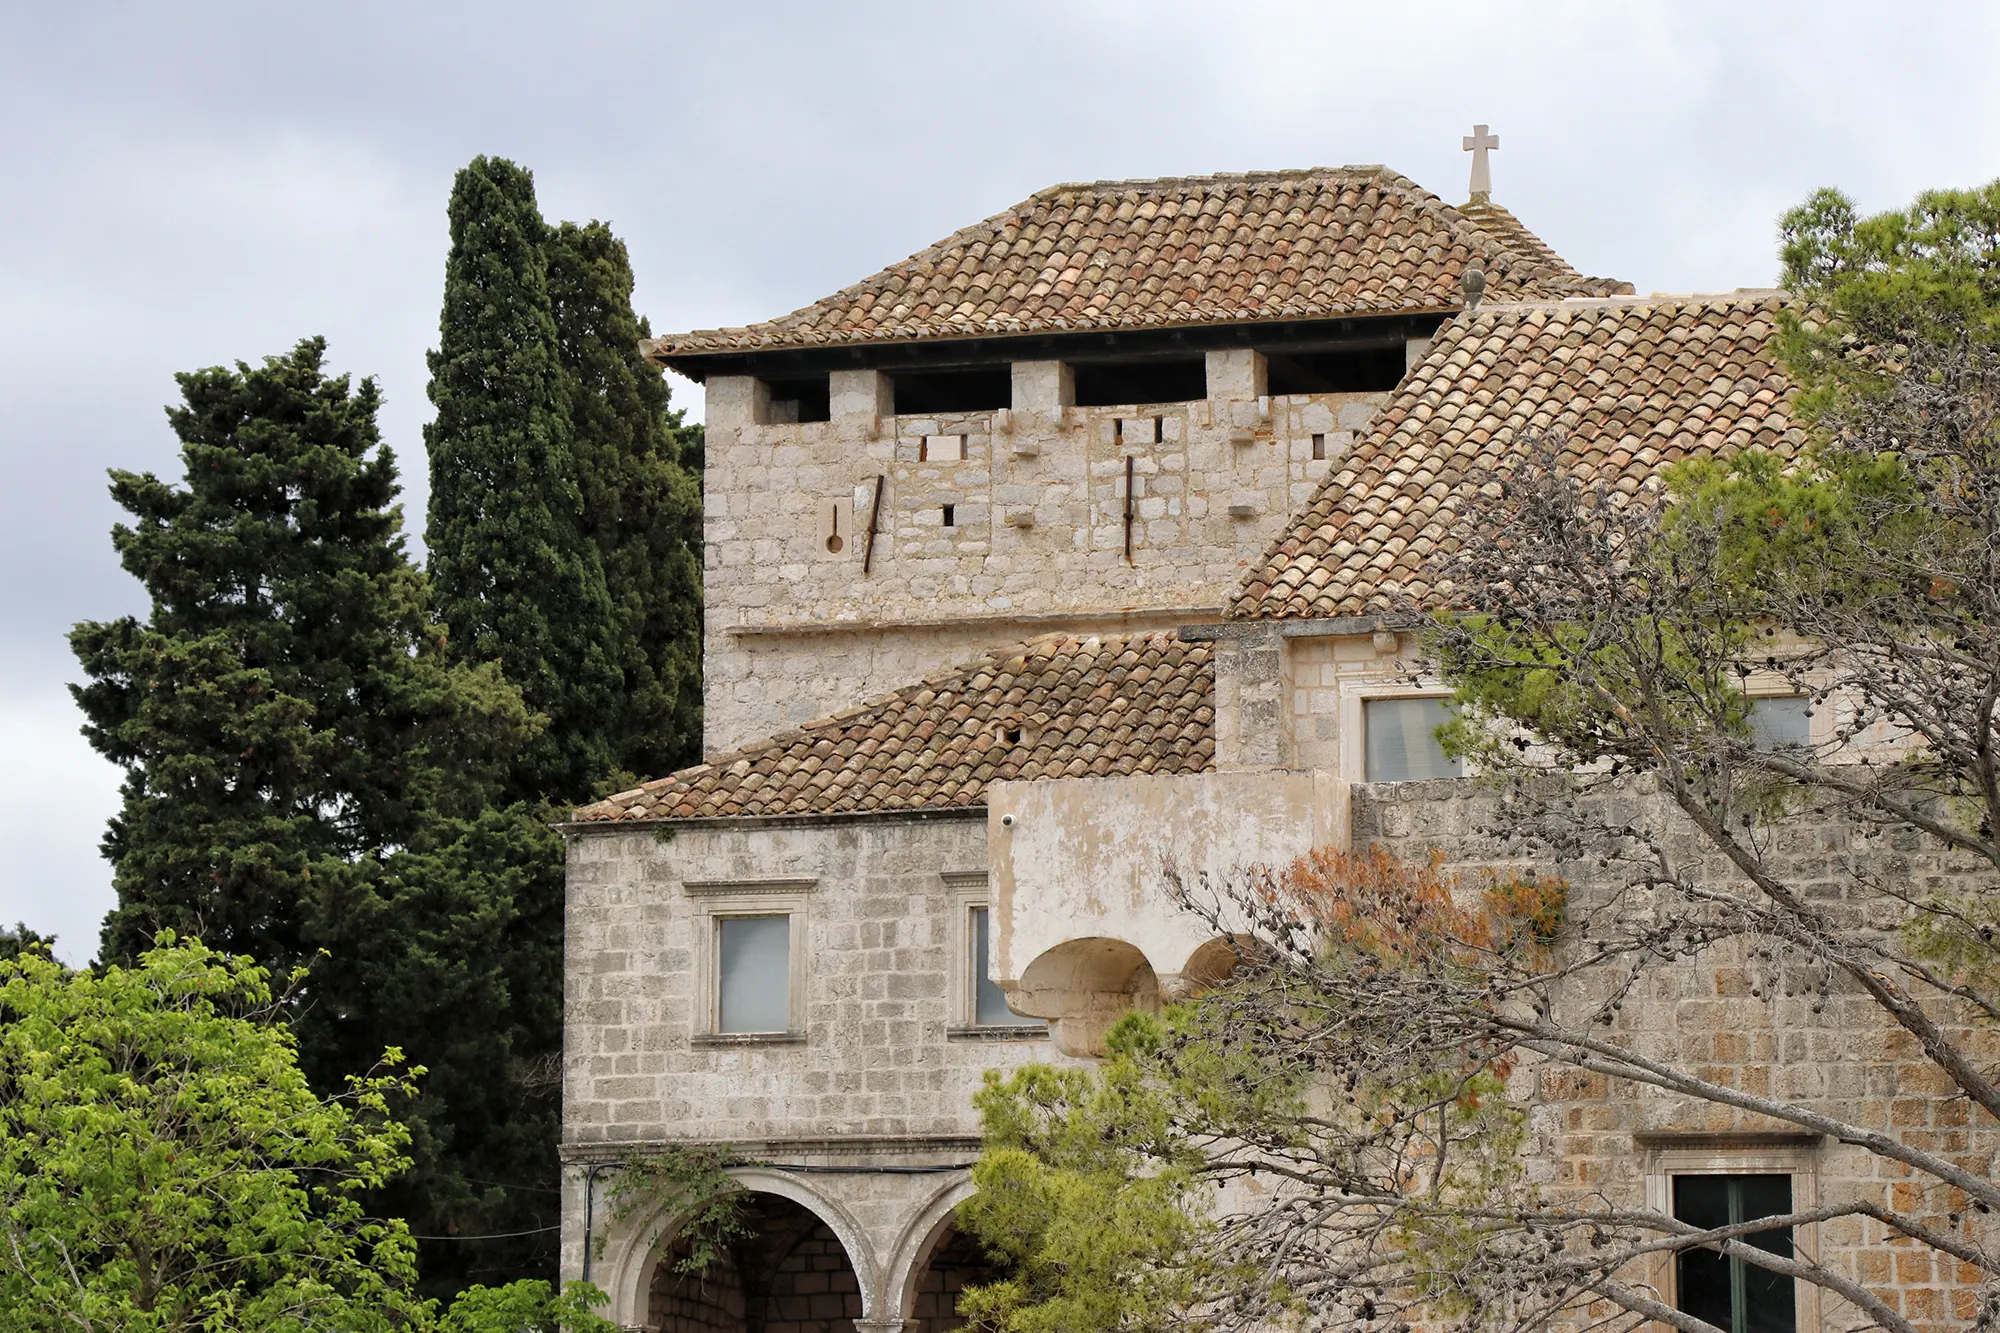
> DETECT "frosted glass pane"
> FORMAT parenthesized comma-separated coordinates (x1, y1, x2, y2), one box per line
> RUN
(1749, 696, 1809, 750)
(1364, 698, 1462, 782)
(718, 916, 790, 1034)
(973, 907, 1038, 1026)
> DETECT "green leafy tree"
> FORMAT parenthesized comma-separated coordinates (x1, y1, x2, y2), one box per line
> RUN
(424, 156, 622, 805)
(0, 934, 616, 1333)
(0, 934, 426, 1331)
(438, 1279, 618, 1333)
(545, 219, 704, 778)
(958, 849, 1550, 1333)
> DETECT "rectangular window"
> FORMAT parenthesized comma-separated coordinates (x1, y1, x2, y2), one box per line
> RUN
(1748, 696, 1810, 751)
(971, 907, 1038, 1027)
(1363, 697, 1462, 782)
(919, 434, 967, 462)
(1673, 1174, 1796, 1333)
(716, 915, 791, 1034)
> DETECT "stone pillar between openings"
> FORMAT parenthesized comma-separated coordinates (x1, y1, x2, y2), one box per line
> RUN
(706, 374, 770, 430)
(1205, 347, 1267, 401)
(1010, 360, 1073, 415)
(832, 369, 893, 429)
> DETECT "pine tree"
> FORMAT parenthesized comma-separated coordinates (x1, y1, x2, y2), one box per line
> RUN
(72, 338, 528, 969)
(71, 339, 562, 1296)
(546, 219, 704, 777)
(424, 157, 623, 805)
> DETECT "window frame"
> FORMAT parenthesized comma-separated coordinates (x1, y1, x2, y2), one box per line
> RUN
(684, 877, 815, 1044)
(1641, 1137, 1821, 1333)
(1341, 679, 1465, 785)
(945, 872, 1047, 1040)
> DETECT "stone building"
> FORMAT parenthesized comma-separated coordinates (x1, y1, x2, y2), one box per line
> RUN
(559, 156, 1985, 1332)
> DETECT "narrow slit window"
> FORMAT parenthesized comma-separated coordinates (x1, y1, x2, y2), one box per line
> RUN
(1748, 696, 1810, 751)
(716, 915, 790, 1034)
(1150, 415, 1163, 444)
(941, 504, 956, 529)
(1363, 697, 1462, 782)
(1673, 1174, 1795, 1333)
(971, 906, 1038, 1027)
(1312, 433, 1326, 460)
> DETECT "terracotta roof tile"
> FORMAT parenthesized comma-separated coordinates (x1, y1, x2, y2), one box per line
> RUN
(572, 631, 1213, 823)
(646, 169, 1629, 358)
(1232, 293, 1807, 620)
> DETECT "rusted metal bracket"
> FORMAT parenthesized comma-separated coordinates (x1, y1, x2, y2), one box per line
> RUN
(862, 474, 885, 575)
(1122, 454, 1135, 565)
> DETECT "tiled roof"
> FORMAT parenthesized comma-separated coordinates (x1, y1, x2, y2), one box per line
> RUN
(645, 168, 1631, 358)
(1233, 293, 1805, 620)
(572, 631, 1213, 822)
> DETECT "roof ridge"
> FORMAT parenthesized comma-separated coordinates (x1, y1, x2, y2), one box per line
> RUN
(1028, 164, 1391, 198)
(1471, 289, 1795, 313)
(646, 165, 1628, 359)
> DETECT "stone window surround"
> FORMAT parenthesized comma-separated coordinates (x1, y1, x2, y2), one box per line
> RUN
(941, 870, 1047, 1041)
(684, 877, 817, 1045)
(1337, 675, 1465, 785)
(1638, 1133, 1823, 1333)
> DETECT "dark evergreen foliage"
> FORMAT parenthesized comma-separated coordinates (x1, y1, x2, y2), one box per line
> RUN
(72, 339, 527, 970)
(69, 339, 562, 1296)
(546, 219, 704, 777)
(423, 157, 622, 806)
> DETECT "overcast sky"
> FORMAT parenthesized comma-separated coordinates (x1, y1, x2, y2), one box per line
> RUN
(4, 2, 1997, 963)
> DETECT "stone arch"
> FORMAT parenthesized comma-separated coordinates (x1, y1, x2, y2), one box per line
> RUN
(884, 1176, 975, 1319)
(1167, 933, 1261, 1000)
(598, 1166, 881, 1329)
(1010, 936, 1159, 1056)
(885, 1176, 1015, 1333)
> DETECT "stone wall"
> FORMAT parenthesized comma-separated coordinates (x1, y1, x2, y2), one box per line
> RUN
(562, 809, 1076, 1326)
(1355, 778, 2000, 1333)
(564, 763, 1996, 1329)
(563, 812, 1061, 1148)
(700, 357, 1390, 756)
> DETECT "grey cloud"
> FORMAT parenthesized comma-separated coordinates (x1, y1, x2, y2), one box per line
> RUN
(3, 0, 1996, 961)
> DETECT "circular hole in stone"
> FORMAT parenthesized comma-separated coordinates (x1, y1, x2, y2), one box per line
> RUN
(825, 533, 844, 553)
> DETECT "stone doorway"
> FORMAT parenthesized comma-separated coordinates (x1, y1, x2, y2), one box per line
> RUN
(648, 1191, 866, 1333)
(905, 1220, 1008, 1333)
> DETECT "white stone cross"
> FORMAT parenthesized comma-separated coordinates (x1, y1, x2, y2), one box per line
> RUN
(1462, 123, 1499, 200)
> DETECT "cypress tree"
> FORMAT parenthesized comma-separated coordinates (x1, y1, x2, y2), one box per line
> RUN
(424, 157, 622, 804)
(546, 219, 704, 777)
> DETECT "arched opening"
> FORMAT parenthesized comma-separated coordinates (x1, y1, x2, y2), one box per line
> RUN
(906, 1219, 1011, 1333)
(649, 1191, 866, 1333)
(1175, 934, 1261, 997)
(1013, 936, 1159, 1056)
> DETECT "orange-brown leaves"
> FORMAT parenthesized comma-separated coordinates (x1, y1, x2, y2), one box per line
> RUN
(1274, 845, 1567, 973)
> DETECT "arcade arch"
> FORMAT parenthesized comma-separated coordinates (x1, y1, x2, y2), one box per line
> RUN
(648, 1190, 868, 1333)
